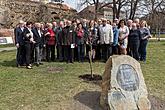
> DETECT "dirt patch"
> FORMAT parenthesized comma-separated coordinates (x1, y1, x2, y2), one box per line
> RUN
(149, 95, 165, 110)
(79, 74, 102, 86)
(47, 67, 64, 73)
(79, 74, 102, 81)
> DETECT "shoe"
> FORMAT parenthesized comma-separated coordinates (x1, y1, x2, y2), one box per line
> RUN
(39, 62, 43, 65)
(92, 58, 95, 63)
(70, 61, 74, 63)
(143, 60, 146, 64)
(36, 63, 39, 67)
(66, 60, 70, 63)
(59, 60, 63, 62)
(17, 64, 21, 68)
(27, 66, 32, 69)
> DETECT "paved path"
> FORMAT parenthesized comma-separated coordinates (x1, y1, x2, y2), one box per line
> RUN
(150, 38, 165, 40)
(0, 47, 16, 52)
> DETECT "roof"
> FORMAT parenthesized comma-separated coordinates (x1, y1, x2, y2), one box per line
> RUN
(47, 2, 77, 11)
(79, 3, 113, 14)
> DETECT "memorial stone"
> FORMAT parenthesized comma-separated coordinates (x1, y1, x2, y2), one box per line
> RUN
(100, 55, 151, 110)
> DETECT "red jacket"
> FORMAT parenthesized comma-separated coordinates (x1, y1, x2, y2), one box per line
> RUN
(76, 29, 84, 39)
(47, 29, 55, 45)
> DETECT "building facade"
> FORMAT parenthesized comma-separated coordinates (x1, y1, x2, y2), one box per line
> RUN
(78, 5, 125, 21)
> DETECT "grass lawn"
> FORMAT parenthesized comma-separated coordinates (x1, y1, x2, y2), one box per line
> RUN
(0, 40, 165, 110)
(0, 44, 15, 48)
(152, 34, 165, 38)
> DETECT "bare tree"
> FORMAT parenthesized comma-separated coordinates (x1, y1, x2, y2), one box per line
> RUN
(78, 0, 164, 21)
(78, 0, 113, 20)
(112, 0, 129, 20)
(139, 0, 165, 34)
(129, 0, 140, 19)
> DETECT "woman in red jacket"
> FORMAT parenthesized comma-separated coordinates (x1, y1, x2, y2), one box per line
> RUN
(76, 23, 85, 63)
(45, 23, 56, 62)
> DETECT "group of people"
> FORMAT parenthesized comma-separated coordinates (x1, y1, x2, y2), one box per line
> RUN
(14, 18, 151, 69)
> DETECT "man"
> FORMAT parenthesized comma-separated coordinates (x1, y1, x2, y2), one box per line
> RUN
(99, 18, 114, 61)
(62, 20, 76, 63)
(14, 20, 25, 67)
(82, 19, 89, 58)
(128, 23, 141, 60)
(95, 19, 102, 60)
(134, 18, 140, 29)
(127, 19, 133, 55)
(127, 19, 133, 30)
(52, 21, 58, 32)
(32, 23, 44, 66)
(56, 21, 64, 62)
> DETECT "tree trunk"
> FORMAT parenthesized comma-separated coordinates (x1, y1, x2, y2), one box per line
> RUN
(129, 0, 134, 19)
(113, 0, 117, 21)
(94, 0, 99, 21)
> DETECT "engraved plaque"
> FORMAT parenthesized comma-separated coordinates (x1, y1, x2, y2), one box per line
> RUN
(117, 64, 139, 91)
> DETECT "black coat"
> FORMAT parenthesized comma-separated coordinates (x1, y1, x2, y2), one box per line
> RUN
(23, 27, 32, 44)
(128, 29, 141, 43)
(32, 28, 44, 47)
(56, 27, 63, 45)
(14, 27, 24, 45)
(62, 26, 76, 45)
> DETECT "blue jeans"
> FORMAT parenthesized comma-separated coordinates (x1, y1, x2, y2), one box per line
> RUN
(77, 44, 85, 62)
(139, 40, 148, 61)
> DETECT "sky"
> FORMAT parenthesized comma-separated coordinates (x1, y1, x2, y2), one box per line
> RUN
(63, 0, 77, 9)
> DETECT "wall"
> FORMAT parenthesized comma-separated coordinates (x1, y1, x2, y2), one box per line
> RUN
(0, 0, 77, 28)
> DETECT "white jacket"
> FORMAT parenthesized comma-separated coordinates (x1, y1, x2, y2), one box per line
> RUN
(100, 24, 114, 44)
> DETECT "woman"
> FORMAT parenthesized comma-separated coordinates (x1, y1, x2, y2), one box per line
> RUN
(139, 20, 152, 62)
(118, 19, 129, 55)
(112, 22, 119, 55)
(23, 21, 35, 69)
(128, 23, 141, 60)
(87, 20, 99, 62)
(76, 23, 85, 62)
(45, 23, 55, 62)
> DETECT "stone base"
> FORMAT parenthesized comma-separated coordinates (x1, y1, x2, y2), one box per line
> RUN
(100, 55, 151, 110)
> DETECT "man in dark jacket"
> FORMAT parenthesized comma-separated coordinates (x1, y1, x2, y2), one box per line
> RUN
(14, 20, 25, 67)
(56, 21, 64, 62)
(32, 23, 44, 66)
(62, 20, 76, 63)
(128, 23, 141, 60)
